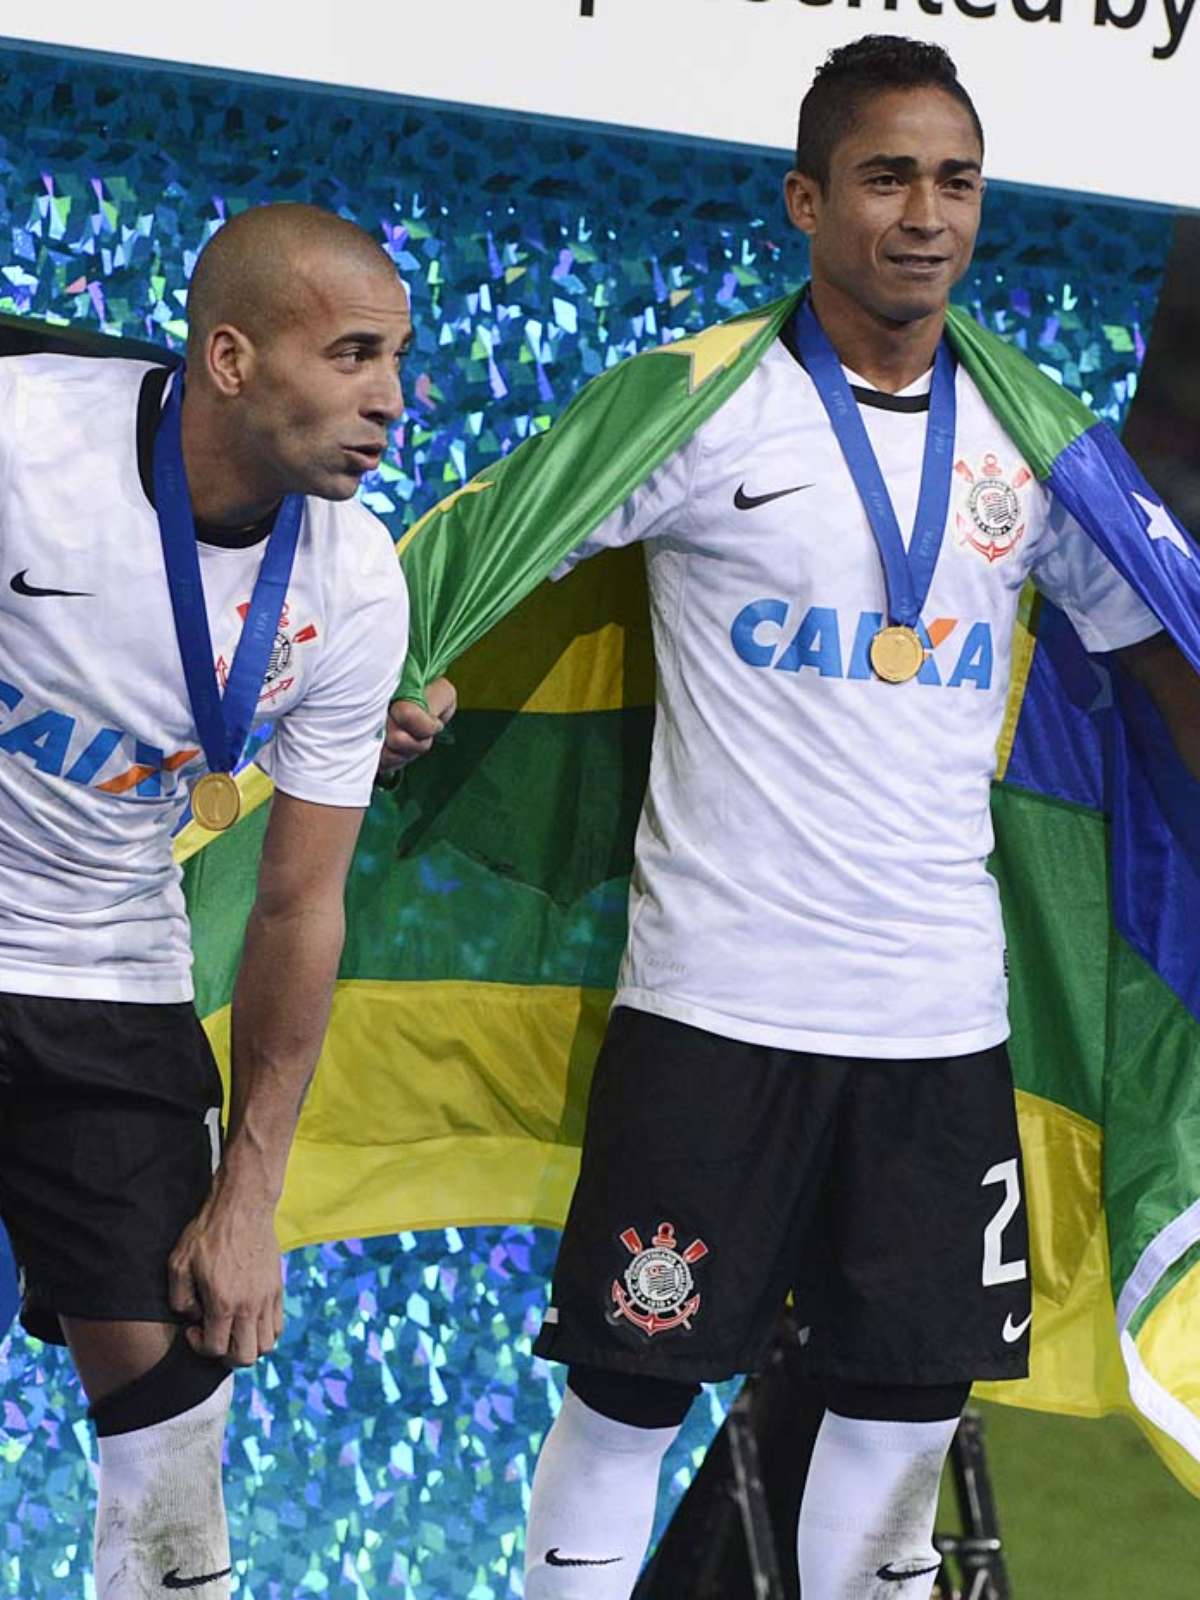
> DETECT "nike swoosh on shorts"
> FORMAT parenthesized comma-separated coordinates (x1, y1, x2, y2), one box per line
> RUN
(1002, 1311, 1033, 1343)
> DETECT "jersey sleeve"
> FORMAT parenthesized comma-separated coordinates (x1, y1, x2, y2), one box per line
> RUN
(1031, 492, 1163, 653)
(256, 520, 409, 808)
(550, 431, 697, 581)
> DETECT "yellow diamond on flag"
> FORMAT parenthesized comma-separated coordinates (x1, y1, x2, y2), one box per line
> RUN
(651, 317, 770, 394)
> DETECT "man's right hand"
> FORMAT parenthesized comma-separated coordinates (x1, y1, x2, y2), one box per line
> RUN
(167, 1166, 284, 1367)
(379, 675, 458, 772)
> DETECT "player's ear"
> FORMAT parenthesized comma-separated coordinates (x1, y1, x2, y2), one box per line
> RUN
(784, 169, 822, 238)
(204, 325, 254, 398)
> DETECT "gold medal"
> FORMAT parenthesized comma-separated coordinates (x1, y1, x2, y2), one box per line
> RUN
(869, 625, 926, 685)
(190, 771, 242, 832)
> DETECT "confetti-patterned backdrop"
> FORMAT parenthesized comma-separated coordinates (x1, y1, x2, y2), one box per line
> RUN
(0, 37, 1178, 1600)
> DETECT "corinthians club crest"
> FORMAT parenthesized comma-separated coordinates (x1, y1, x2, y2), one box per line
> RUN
(954, 452, 1032, 564)
(216, 600, 320, 708)
(609, 1221, 710, 1339)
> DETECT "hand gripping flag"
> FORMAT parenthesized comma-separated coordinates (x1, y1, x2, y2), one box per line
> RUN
(180, 290, 1200, 1494)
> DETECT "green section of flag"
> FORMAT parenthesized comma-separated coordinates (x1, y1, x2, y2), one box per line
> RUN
(184, 707, 650, 1014)
(397, 297, 797, 701)
(944, 305, 1095, 479)
(991, 783, 1110, 1126)
(342, 709, 647, 987)
(1106, 929, 1200, 1314)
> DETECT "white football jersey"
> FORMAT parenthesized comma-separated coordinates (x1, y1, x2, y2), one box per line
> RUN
(0, 356, 407, 1003)
(556, 336, 1160, 1058)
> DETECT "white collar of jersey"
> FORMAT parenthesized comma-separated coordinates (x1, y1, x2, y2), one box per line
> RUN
(842, 362, 935, 399)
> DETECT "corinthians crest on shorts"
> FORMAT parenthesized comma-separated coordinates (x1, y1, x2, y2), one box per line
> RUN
(608, 1221, 710, 1338)
(953, 452, 1033, 564)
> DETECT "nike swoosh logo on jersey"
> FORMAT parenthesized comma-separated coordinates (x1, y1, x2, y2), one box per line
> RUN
(10, 569, 94, 598)
(876, 1560, 942, 1583)
(1002, 1311, 1033, 1343)
(733, 482, 814, 511)
(545, 1549, 623, 1569)
(161, 1567, 233, 1590)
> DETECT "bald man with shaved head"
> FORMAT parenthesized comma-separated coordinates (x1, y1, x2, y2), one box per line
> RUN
(0, 202, 446, 1596)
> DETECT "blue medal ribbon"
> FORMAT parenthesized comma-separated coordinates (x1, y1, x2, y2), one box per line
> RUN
(792, 296, 957, 631)
(153, 369, 304, 776)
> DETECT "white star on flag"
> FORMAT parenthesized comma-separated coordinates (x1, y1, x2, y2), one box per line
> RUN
(1133, 491, 1192, 559)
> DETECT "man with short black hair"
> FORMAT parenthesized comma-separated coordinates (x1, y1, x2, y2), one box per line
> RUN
(388, 35, 1192, 1598)
(795, 32, 985, 190)
(0, 202, 449, 1598)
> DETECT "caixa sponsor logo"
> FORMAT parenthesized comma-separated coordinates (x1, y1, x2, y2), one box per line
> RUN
(0, 678, 198, 798)
(730, 602, 994, 690)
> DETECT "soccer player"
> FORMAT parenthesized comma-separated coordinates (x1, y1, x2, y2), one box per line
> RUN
(385, 36, 1200, 1599)
(0, 203, 430, 1599)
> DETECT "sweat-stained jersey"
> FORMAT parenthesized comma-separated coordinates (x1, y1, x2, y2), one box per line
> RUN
(0, 356, 407, 1004)
(555, 335, 1160, 1058)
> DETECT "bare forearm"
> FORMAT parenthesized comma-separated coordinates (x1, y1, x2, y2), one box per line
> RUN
(224, 896, 346, 1201)
(167, 795, 363, 1364)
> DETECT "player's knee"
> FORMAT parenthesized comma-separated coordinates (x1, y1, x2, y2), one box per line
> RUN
(567, 1364, 699, 1429)
(824, 1378, 970, 1424)
(63, 1314, 180, 1407)
(89, 1330, 231, 1437)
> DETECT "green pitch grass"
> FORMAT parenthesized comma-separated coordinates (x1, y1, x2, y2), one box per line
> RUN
(940, 1401, 1200, 1595)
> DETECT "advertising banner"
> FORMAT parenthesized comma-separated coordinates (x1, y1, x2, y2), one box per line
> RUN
(4, 0, 1196, 209)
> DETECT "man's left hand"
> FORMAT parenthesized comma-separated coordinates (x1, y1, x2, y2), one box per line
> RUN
(380, 675, 458, 772)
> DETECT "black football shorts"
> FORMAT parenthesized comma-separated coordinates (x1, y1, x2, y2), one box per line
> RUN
(534, 1006, 1032, 1387)
(0, 992, 224, 1345)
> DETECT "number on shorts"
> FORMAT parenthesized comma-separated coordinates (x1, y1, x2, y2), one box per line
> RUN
(204, 1106, 222, 1174)
(981, 1158, 1027, 1286)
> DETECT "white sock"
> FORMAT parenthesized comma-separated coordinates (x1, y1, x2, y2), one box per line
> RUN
(94, 1374, 233, 1599)
(797, 1409, 958, 1600)
(524, 1388, 682, 1599)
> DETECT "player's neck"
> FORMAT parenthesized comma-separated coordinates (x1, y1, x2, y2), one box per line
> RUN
(808, 278, 945, 395)
(180, 393, 283, 530)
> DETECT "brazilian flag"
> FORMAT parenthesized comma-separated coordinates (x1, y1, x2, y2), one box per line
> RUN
(180, 290, 1200, 1495)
